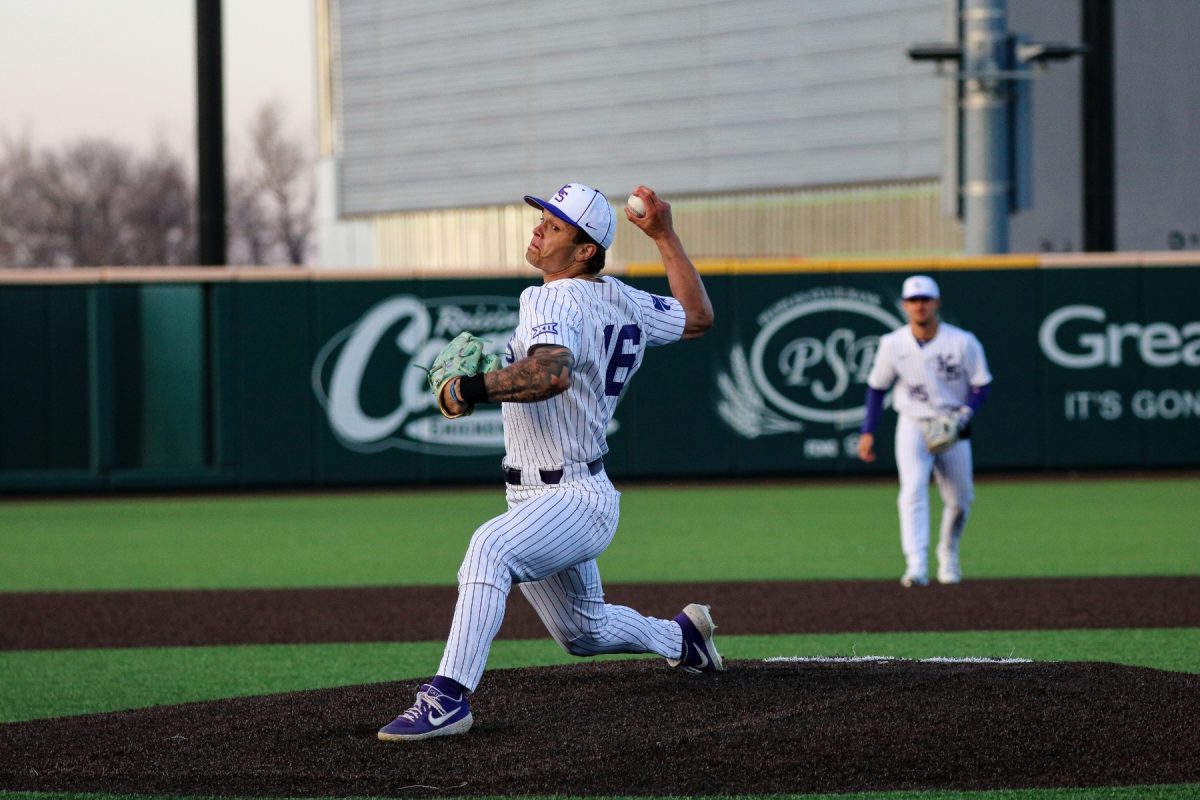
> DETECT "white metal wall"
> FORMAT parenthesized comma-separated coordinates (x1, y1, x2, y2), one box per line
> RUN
(333, 0, 946, 216)
(368, 179, 963, 272)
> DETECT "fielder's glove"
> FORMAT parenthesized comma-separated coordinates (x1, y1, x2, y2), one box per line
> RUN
(425, 331, 503, 419)
(921, 408, 972, 455)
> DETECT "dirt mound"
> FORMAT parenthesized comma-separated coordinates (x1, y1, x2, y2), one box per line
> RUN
(2, 659, 1198, 797)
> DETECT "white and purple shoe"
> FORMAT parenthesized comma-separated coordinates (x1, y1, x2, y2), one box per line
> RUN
(667, 603, 726, 673)
(377, 684, 473, 741)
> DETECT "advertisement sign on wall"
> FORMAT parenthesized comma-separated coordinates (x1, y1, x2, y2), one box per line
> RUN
(1, 262, 1195, 491)
(312, 293, 517, 456)
(713, 285, 903, 462)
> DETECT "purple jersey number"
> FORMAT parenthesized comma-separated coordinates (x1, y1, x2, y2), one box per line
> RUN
(602, 323, 641, 397)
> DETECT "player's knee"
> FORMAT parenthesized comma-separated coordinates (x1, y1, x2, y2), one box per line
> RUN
(456, 559, 512, 591)
(943, 501, 971, 525)
(456, 527, 513, 588)
(563, 628, 608, 656)
(558, 637, 595, 657)
(945, 489, 975, 514)
(548, 621, 606, 657)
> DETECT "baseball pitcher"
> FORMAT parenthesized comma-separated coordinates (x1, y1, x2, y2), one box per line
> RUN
(856, 275, 993, 587)
(378, 183, 724, 741)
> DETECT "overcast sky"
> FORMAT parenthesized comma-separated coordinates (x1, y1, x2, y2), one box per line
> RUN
(0, 0, 316, 156)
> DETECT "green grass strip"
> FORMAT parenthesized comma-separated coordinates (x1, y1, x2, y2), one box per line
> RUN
(2, 479, 1198, 590)
(3, 782, 1199, 800)
(3, 628, 1196, 723)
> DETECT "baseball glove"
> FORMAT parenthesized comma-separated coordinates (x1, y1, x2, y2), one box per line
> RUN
(425, 331, 503, 419)
(922, 411, 965, 455)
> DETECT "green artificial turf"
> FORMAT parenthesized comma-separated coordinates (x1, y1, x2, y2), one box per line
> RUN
(3, 628, 1196, 723)
(1, 478, 1197, 591)
(2, 479, 1198, 800)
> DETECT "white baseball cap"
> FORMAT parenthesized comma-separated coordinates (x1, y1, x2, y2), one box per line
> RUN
(901, 275, 940, 300)
(524, 183, 616, 250)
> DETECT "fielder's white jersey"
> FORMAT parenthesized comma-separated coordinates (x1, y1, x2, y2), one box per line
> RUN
(501, 276, 685, 469)
(867, 322, 991, 420)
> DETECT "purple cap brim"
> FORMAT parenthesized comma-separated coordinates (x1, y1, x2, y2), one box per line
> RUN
(524, 196, 580, 229)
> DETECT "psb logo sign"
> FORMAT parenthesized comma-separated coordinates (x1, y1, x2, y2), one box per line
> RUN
(717, 288, 902, 438)
(312, 295, 518, 455)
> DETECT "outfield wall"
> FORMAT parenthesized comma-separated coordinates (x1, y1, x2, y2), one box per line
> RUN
(1, 255, 1197, 491)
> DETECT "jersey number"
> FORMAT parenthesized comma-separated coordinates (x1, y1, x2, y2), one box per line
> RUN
(602, 324, 641, 397)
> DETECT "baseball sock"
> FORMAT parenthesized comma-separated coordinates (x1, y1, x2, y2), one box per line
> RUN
(431, 675, 469, 699)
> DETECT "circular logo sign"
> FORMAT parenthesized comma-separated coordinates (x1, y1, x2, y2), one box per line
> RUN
(718, 288, 902, 436)
(312, 294, 518, 455)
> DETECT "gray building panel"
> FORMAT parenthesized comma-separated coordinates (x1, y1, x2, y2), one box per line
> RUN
(1006, 0, 1200, 254)
(1114, 0, 1200, 252)
(1007, 0, 1084, 253)
(334, 0, 945, 215)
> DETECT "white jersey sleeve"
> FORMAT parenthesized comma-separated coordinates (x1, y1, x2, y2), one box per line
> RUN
(866, 333, 899, 391)
(512, 285, 583, 357)
(626, 285, 686, 347)
(964, 332, 993, 388)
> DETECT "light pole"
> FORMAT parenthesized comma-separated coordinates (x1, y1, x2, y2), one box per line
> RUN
(196, 0, 226, 266)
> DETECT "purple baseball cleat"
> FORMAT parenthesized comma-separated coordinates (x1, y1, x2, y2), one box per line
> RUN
(377, 683, 473, 741)
(667, 603, 726, 673)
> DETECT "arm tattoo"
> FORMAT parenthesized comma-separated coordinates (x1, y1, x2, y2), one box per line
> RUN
(483, 345, 574, 402)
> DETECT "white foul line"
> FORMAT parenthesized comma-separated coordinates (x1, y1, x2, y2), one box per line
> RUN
(764, 655, 1034, 664)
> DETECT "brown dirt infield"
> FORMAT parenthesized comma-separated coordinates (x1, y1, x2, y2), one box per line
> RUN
(1, 577, 1198, 796)
(3, 576, 1199, 650)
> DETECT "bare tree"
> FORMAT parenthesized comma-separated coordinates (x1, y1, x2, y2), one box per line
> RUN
(47, 140, 132, 266)
(0, 136, 195, 267)
(124, 145, 195, 265)
(226, 168, 272, 266)
(1, 103, 313, 268)
(227, 102, 314, 265)
(0, 135, 55, 265)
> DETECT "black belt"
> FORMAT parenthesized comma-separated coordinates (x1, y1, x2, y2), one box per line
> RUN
(504, 458, 604, 486)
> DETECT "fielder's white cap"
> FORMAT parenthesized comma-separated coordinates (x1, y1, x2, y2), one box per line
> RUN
(902, 274, 940, 300)
(524, 183, 616, 250)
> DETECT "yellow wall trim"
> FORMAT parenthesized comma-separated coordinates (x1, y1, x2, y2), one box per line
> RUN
(2, 253, 1197, 285)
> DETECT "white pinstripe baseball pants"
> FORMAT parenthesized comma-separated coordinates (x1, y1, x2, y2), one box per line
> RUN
(894, 415, 975, 576)
(436, 472, 684, 692)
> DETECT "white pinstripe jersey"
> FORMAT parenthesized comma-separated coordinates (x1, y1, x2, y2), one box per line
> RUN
(866, 322, 992, 420)
(501, 276, 686, 469)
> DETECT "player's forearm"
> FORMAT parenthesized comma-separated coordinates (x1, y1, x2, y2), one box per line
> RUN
(861, 386, 887, 434)
(654, 232, 714, 340)
(481, 346, 574, 403)
(965, 383, 991, 413)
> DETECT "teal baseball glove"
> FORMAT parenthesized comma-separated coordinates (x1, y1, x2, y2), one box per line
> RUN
(426, 331, 503, 419)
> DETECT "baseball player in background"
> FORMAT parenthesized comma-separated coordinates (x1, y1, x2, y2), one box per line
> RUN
(377, 183, 724, 741)
(856, 275, 993, 587)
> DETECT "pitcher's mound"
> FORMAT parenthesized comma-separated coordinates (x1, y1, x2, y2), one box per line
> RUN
(2, 658, 1198, 797)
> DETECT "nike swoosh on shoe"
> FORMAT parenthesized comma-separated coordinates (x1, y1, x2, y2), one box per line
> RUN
(428, 709, 459, 727)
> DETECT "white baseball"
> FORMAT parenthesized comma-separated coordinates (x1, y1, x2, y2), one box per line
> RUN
(626, 194, 646, 218)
